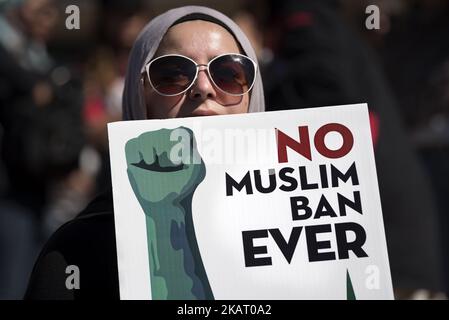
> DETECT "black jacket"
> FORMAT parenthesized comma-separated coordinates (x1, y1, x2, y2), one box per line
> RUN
(24, 189, 120, 300)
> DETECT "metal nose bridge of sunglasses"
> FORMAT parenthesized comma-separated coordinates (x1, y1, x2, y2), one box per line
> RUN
(190, 64, 214, 88)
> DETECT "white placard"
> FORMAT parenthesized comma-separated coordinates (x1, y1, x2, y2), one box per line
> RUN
(108, 103, 393, 300)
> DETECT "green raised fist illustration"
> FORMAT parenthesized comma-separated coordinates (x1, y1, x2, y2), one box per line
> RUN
(125, 127, 213, 300)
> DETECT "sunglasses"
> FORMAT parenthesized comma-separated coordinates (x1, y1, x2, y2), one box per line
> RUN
(144, 53, 257, 97)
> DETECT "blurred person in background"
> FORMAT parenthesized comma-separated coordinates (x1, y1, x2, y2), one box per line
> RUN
(236, 0, 445, 298)
(82, 3, 151, 194)
(379, 0, 449, 295)
(345, 0, 449, 296)
(0, 0, 87, 299)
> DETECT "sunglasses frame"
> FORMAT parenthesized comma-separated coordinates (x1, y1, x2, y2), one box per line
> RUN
(144, 53, 258, 97)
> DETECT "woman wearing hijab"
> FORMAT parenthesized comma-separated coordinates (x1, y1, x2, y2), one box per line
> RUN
(24, 6, 264, 300)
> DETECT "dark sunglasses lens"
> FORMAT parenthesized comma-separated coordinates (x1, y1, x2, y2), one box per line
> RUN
(149, 56, 196, 95)
(209, 55, 255, 95)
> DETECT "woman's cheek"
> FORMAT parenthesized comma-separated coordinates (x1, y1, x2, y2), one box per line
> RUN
(146, 93, 184, 118)
(226, 93, 249, 114)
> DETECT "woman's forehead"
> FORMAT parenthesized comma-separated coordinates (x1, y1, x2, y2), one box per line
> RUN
(154, 20, 242, 60)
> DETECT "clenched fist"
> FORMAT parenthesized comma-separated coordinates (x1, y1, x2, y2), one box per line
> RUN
(125, 127, 213, 300)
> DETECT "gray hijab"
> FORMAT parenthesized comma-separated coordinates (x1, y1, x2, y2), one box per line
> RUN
(122, 5, 265, 120)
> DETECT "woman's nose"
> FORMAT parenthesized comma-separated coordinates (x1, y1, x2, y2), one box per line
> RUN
(188, 69, 217, 101)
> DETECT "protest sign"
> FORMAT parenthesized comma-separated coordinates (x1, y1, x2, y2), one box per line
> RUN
(108, 103, 393, 299)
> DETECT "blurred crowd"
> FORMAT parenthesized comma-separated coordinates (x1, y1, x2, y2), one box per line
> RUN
(0, 0, 448, 299)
